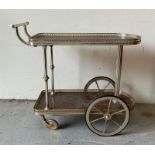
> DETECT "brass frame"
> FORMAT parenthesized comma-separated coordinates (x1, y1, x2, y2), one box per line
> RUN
(12, 22, 141, 134)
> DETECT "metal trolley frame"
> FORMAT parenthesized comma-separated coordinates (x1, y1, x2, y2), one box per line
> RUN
(12, 22, 141, 136)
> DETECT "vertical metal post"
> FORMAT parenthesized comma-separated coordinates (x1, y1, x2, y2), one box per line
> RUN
(50, 45, 55, 95)
(115, 45, 123, 97)
(43, 46, 49, 110)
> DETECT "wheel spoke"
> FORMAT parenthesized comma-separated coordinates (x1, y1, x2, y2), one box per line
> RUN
(103, 119, 107, 133)
(95, 81, 100, 91)
(103, 82, 110, 90)
(90, 116, 105, 124)
(111, 109, 126, 116)
(92, 106, 104, 114)
(111, 118, 121, 127)
(107, 99, 112, 114)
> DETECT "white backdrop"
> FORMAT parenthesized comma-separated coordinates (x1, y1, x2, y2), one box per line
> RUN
(0, 9, 155, 103)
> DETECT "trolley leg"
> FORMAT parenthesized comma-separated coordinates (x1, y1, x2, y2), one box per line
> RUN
(43, 46, 49, 110)
(115, 45, 123, 97)
(50, 45, 55, 95)
(41, 115, 48, 124)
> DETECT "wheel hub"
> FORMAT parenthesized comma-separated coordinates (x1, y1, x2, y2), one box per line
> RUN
(104, 113, 111, 121)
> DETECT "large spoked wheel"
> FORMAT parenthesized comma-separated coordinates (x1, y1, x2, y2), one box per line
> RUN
(86, 96, 129, 136)
(84, 76, 115, 92)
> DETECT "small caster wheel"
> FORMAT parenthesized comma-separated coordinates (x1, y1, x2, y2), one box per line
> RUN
(46, 119, 59, 130)
(41, 115, 59, 130)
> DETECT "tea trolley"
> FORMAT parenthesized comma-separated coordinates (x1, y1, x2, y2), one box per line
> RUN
(12, 22, 141, 136)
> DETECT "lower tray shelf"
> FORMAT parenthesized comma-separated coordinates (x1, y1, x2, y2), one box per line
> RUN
(34, 89, 135, 115)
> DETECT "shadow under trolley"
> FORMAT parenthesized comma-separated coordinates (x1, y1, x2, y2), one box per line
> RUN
(12, 22, 141, 136)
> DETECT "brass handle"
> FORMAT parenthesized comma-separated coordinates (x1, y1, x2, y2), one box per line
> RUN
(12, 21, 31, 46)
(11, 21, 29, 28)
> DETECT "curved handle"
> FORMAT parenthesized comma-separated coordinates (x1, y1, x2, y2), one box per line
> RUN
(11, 21, 29, 28)
(12, 21, 31, 46)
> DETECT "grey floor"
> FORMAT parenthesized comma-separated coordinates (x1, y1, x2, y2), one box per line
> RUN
(0, 100, 155, 145)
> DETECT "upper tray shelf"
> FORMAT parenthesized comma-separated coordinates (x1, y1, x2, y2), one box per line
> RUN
(12, 22, 141, 46)
(30, 33, 141, 46)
